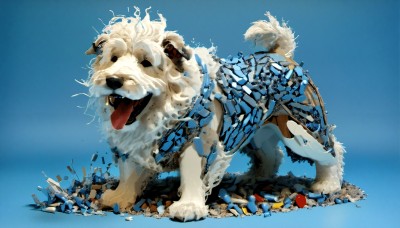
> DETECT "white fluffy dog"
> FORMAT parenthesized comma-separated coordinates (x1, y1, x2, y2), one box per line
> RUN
(85, 9, 344, 221)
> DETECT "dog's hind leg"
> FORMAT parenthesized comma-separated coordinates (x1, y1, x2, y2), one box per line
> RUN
(249, 119, 285, 180)
(280, 120, 343, 193)
(311, 132, 344, 193)
(168, 144, 208, 221)
(277, 82, 344, 194)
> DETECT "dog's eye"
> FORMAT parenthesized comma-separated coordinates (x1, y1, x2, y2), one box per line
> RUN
(140, 59, 152, 67)
(93, 40, 106, 55)
(111, 56, 118, 62)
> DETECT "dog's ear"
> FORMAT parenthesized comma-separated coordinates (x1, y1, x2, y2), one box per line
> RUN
(85, 44, 97, 55)
(85, 34, 109, 55)
(162, 33, 192, 72)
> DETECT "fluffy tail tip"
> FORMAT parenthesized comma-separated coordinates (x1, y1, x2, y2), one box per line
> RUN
(244, 12, 296, 58)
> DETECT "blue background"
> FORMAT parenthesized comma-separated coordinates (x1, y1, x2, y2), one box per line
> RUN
(0, 0, 399, 227)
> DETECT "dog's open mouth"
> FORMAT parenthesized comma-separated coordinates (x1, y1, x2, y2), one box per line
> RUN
(107, 93, 153, 130)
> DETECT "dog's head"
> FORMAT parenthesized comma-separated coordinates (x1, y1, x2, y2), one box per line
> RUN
(86, 10, 200, 136)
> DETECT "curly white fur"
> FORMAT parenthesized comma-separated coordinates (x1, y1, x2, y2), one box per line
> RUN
(244, 12, 296, 58)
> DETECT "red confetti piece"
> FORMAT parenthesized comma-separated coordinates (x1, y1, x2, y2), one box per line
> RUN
(254, 193, 264, 202)
(295, 194, 307, 208)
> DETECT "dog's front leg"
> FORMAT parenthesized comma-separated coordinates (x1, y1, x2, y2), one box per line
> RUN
(101, 158, 151, 212)
(168, 145, 208, 221)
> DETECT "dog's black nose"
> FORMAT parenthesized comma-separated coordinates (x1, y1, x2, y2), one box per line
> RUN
(106, 77, 123, 90)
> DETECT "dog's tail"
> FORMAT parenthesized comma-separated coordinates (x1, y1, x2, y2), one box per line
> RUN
(244, 12, 296, 58)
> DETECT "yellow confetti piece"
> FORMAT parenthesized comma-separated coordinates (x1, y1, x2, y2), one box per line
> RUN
(272, 202, 284, 209)
(242, 207, 250, 215)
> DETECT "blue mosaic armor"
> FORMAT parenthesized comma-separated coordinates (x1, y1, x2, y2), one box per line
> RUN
(216, 52, 332, 162)
(216, 52, 329, 151)
(154, 54, 216, 167)
(152, 52, 333, 168)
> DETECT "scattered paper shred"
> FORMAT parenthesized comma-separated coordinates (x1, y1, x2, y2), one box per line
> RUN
(32, 152, 366, 221)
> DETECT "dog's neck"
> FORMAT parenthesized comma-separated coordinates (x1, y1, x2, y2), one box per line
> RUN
(154, 54, 216, 168)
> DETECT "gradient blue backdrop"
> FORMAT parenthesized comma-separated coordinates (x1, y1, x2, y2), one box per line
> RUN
(1, 0, 399, 227)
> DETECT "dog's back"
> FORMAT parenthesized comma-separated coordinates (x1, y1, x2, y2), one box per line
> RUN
(216, 52, 334, 160)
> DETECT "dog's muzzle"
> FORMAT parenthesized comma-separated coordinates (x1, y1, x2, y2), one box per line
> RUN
(107, 93, 153, 130)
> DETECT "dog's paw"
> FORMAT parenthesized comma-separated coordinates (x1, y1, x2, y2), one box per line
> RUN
(168, 200, 208, 222)
(311, 180, 341, 194)
(101, 189, 136, 212)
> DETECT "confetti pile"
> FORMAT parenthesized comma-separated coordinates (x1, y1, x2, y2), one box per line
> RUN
(32, 152, 366, 220)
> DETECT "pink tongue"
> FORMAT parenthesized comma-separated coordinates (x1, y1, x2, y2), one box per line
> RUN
(110, 101, 134, 130)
